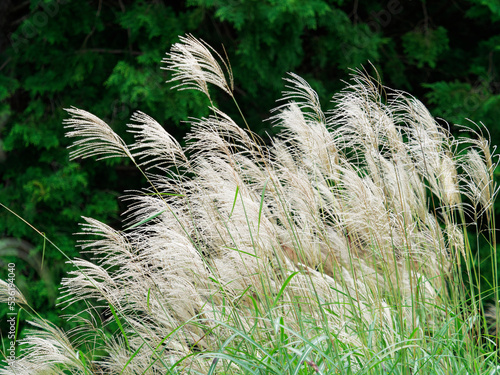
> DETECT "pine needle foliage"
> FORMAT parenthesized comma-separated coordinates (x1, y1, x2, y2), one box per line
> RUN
(1, 35, 499, 374)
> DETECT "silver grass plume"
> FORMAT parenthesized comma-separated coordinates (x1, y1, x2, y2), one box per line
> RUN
(128, 111, 187, 170)
(162, 34, 234, 99)
(0, 279, 27, 306)
(64, 107, 134, 161)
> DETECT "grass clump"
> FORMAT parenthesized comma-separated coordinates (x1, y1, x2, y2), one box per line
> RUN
(1, 35, 499, 374)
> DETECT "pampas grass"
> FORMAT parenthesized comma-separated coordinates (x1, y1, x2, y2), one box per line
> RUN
(1, 35, 499, 374)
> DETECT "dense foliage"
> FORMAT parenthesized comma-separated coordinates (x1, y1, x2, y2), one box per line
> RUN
(0, 0, 499, 345)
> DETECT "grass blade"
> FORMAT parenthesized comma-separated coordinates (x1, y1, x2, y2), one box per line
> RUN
(271, 271, 299, 309)
(109, 303, 130, 351)
(229, 185, 239, 219)
(124, 210, 166, 231)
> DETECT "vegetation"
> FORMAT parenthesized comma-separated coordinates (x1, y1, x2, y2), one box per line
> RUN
(1, 34, 499, 374)
(0, 0, 499, 372)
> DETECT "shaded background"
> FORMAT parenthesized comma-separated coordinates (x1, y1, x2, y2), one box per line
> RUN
(0, 0, 499, 344)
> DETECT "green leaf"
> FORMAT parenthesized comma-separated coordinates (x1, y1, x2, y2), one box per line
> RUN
(229, 185, 239, 219)
(271, 271, 299, 309)
(109, 303, 130, 351)
(124, 210, 166, 231)
(120, 342, 145, 374)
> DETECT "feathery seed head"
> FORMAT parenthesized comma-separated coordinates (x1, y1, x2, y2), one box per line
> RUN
(64, 107, 133, 161)
(128, 111, 187, 170)
(162, 34, 234, 98)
